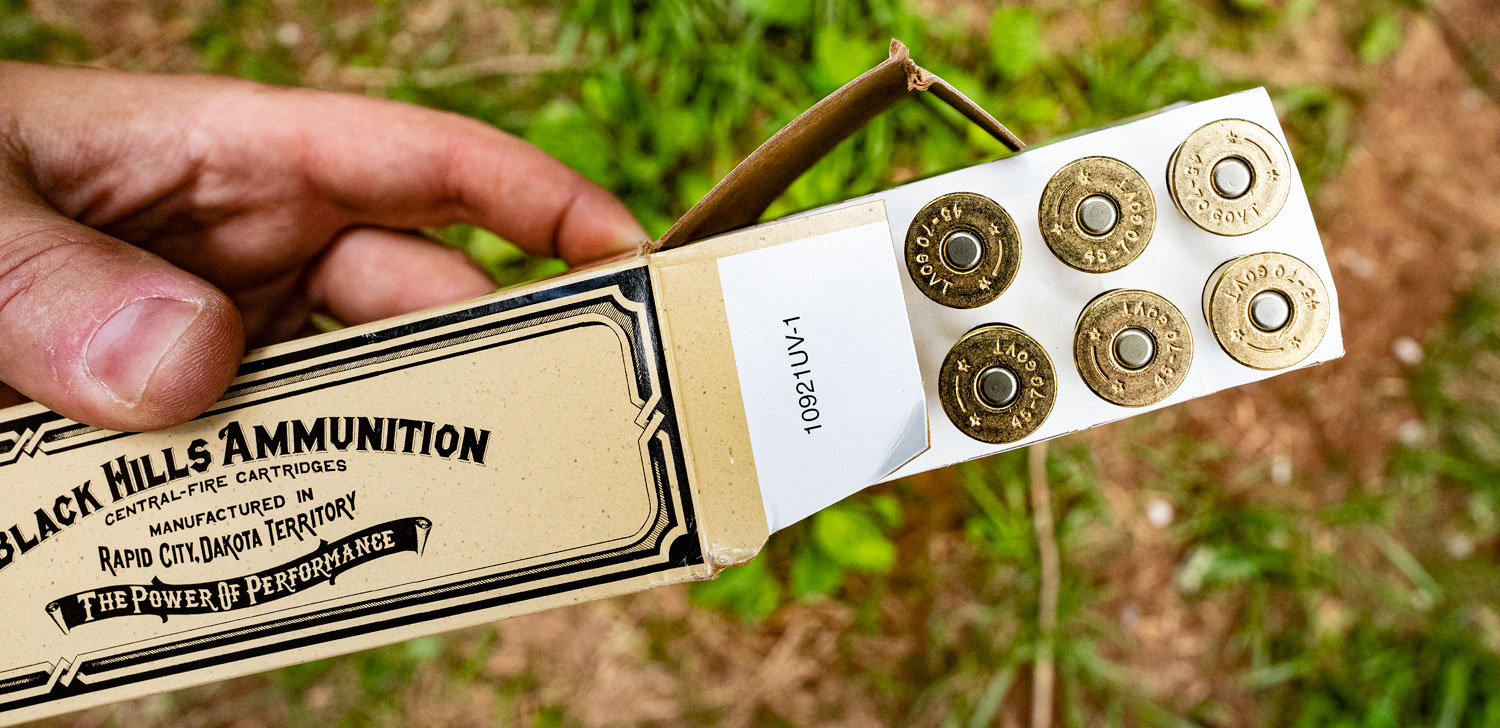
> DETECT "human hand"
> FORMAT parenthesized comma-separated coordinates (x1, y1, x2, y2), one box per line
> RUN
(0, 63, 648, 432)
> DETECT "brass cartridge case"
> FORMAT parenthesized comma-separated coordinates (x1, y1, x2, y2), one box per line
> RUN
(1202, 252, 1330, 369)
(1167, 119, 1291, 236)
(939, 324, 1057, 443)
(904, 192, 1021, 308)
(1040, 157, 1157, 273)
(1073, 289, 1193, 406)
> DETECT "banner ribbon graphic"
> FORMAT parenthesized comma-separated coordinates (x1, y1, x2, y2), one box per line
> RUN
(46, 517, 431, 634)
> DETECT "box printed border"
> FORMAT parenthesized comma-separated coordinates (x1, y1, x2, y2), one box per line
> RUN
(0, 265, 702, 713)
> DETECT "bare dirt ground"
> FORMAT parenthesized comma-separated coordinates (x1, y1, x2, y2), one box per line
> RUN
(24, 0, 1500, 725)
(1078, 0, 1500, 718)
(455, 3, 1500, 718)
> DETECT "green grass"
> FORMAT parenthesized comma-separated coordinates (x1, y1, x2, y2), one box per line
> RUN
(9, 0, 1495, 726)
(1121, 274, 1500, 727)
(1271, 282, 1500, 728)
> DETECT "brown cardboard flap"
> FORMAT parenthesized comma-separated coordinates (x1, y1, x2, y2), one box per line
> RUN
(652, 38, 1022, 252)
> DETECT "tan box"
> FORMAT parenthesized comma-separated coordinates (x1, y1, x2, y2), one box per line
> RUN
(0, 41, 1342, 724)
(0, 199, 915, 724)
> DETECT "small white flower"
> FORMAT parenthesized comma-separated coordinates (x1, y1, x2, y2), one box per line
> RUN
(1146, 498, 1174, 528)
(1397, 419, 1426, 447)
(1271, 455, 1293, 486)
(275, 23, 303, 47)
(1392, 336, 1423, 366)
(1337, 249, 1377, 279)
(1447, 532, 1475, 559)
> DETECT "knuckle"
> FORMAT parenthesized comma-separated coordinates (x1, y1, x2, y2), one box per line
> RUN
(0, 226, 107, 321)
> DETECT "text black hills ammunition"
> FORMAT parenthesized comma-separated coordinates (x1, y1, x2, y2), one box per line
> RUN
(1039, 157, 1157, 273)
(904, 192, 1021, 308)
(1167, 119, 1291, 236)
(1202, 252, 1331, 369)
(1073, 290, 1193, 407)
(939, 325, 1056, 443)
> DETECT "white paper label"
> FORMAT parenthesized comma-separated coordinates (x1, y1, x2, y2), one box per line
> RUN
(826, 88, 1344, 480)
(717, 218, 927, 533)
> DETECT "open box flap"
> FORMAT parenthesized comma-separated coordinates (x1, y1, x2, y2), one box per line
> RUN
(651, 38, 1022, 252)
(644, 38, 1014, 539)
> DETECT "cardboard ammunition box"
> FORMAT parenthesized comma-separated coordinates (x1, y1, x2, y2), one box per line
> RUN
(0, 41, 1342, 724)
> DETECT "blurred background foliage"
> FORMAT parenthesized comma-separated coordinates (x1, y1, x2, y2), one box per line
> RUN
(6, 0, 1500, 726)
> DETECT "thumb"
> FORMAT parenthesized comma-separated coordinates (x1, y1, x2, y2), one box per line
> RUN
(0, 200, 243, 431)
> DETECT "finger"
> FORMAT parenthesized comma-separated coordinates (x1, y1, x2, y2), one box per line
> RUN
(239, 86, 650, 264)
(306, 227, 496, 326)
(0, 384, 27, 410)
(227, 267, 315, 347)
(1, 64, 646, 269)
(0, 198, 243, 431)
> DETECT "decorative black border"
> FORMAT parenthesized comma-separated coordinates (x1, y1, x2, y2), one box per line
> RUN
(0, 265, 702, 714)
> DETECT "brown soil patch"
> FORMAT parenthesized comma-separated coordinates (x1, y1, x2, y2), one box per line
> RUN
(23, 0, 1500, 726)
(1077, 0, 1500, 718)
